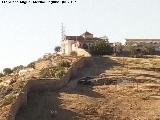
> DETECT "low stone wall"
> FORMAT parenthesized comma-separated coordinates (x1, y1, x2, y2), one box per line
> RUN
(7, 57, 91, 120)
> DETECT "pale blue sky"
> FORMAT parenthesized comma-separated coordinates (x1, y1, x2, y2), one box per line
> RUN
(0, 0, 160, 71)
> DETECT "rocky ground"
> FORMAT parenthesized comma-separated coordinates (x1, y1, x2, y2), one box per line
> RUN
(16, 56, 160, 120)
(0, 54, 78, 120)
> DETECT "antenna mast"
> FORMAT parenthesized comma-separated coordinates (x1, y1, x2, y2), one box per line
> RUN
(61, 23, 65, 40)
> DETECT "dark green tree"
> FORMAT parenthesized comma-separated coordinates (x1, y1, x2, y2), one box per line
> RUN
(12, 65, 24, 72)
(54, 46, 61, 53)
(0, 73, 4, 77)
(126, 45, 137, 55)
(27, 62, 35, 69)
(143, 44, 155, 55)
(89, 41, 113, 55)
(3, 68, 13, 75)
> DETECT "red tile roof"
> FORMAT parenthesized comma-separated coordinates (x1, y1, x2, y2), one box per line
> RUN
(80, 31, 93, 36)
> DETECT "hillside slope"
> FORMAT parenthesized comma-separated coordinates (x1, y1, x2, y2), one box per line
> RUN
(16, 56, 160, 120)
(0, 53, 79, 120)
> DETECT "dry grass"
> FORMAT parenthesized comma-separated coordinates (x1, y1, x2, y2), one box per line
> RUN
(16, 56, 160, 120)
(0, 55, 78, 120)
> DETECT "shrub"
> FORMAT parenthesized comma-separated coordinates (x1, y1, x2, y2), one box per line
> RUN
(12, 81, 26, 93)
(0, 73, 4, 77)
(2, 93, 18, 106)
(39, 68, 48, 78)
(143, 43, 155, 55)
(39, 67, 57, 78)
(58, 61, 70, 68)
(39, 66, 66, 79)
(12, 65, 24, 72)
(54, 46, 61, 53)
(3, 68, 13, 75)
(0, 85, 12, 96)
(27, 62, 35, 69)
(55, 69, 65, 78)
